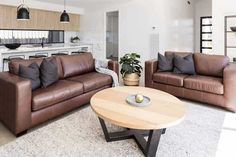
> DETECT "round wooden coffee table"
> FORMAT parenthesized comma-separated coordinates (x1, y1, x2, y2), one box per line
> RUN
(90, 87, 186, 157)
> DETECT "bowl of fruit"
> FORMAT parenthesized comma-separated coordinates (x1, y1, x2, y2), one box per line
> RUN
(126, 94, 151, 107)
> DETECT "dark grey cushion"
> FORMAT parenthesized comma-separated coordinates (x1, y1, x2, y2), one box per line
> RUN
(173, 54, 195, 75)
(19, 62, 40, 90)
(158, 53, 173, 72)
(40, 58, 59, 88)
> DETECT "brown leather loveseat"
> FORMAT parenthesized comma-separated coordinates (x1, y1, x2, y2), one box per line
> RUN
(145, 51, 236, 112)
(0, 53, 119, 136)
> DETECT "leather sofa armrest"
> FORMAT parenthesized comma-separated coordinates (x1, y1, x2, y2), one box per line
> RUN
(145, 59, 158, 87)
(108, 60, 119, 77)
(0, 72, 32, 135)
(223, 63, 236, 111)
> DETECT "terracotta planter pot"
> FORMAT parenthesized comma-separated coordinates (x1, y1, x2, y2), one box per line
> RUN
(123, 73, 140, 86)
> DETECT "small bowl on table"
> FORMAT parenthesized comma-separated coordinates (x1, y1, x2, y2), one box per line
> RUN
(126, 94, 151, 107)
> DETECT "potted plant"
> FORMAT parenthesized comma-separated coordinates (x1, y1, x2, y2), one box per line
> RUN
(119, 53, 143, 86)
(71, 36, 80, 43)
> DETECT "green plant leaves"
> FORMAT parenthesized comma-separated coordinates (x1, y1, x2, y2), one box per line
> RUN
(119, 53, 143, 77)
(122, 63, 133, 73)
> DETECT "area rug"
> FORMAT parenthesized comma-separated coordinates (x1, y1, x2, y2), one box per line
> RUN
(0, 101, 225, 157)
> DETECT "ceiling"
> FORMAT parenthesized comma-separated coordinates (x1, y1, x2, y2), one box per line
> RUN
(35, 0, 127, 8)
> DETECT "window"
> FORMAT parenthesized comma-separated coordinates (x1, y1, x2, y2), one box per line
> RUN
(0, 29, 64, 45)
(200, 16, 212, 54)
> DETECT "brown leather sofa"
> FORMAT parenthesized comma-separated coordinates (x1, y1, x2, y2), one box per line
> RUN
(145, 51, 236, 112)
(0, 53, 119, 136)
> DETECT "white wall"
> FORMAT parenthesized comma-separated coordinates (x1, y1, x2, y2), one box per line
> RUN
(212, 0, 236, 56)
(79, 0, 194, 62)
(194, 0, 212, 52)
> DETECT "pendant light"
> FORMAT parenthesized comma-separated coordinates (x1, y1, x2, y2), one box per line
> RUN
(17, 0, 30, 20)
(60, 0, 70, 23)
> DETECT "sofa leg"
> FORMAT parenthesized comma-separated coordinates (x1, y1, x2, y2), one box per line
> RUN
(16, 130, 27, 137)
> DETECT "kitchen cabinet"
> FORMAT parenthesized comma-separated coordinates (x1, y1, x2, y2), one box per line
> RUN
(0, 5, 80, 31)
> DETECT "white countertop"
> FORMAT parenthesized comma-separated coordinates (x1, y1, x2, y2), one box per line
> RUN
(0, 44, 92, 54)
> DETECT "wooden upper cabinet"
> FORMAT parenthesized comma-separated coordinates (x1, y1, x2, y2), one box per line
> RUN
(0, 5, 80, 31)
(0, 5, 14, 29)
(63, 13, 80, 31)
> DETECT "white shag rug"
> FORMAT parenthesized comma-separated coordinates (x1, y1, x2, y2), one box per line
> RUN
(0, 101, 225, 157)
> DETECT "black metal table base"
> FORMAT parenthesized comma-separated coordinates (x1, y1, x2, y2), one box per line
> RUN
(98, 118, 166, 157)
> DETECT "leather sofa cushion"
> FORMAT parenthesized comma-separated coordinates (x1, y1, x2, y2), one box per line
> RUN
(67, 72, 112, 93)
(59, 53, 95, 78)
(193, 53, 229, 77)
(184, 75, 224, 95)
(153, 72, 189, 87)
(9, 57, 64, 79)
(19, 62, 41, 90)
(158, 53, 173, 72)
(173, 54, 195, 75)
(40, 58, 59, 88)
(32, 80, 83, 111)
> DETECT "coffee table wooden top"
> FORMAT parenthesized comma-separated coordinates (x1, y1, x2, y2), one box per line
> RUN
(90, 87, 186, 130)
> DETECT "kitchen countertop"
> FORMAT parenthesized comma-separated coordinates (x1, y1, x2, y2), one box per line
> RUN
(0, 44, 92, 54)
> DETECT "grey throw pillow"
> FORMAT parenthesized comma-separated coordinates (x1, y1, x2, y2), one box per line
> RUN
(19, 62, 41, 90)
(40, 58, 59, 88)
(173, 54, 195, 75)
(158, 53, 174, 72)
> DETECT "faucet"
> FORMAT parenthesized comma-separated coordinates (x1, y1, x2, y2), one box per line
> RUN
(41, 37, 45, 48)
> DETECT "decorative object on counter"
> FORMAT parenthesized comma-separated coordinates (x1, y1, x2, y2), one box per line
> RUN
(4, 43, 21, 50)
(120, 53, 143, 86)
(17, 0, 30, 20)
(126, 94, 151, 107)
(60, 0, 70, 23)
(71, 36, 80, 43)
(233, 58, 236, 62)
(230, 27, 236, 32)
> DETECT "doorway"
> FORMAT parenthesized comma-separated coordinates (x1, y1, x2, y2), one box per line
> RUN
(106, 11, 119, 61)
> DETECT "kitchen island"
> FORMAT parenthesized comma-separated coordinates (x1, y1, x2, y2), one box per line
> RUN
(0, 44, 93, 71)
